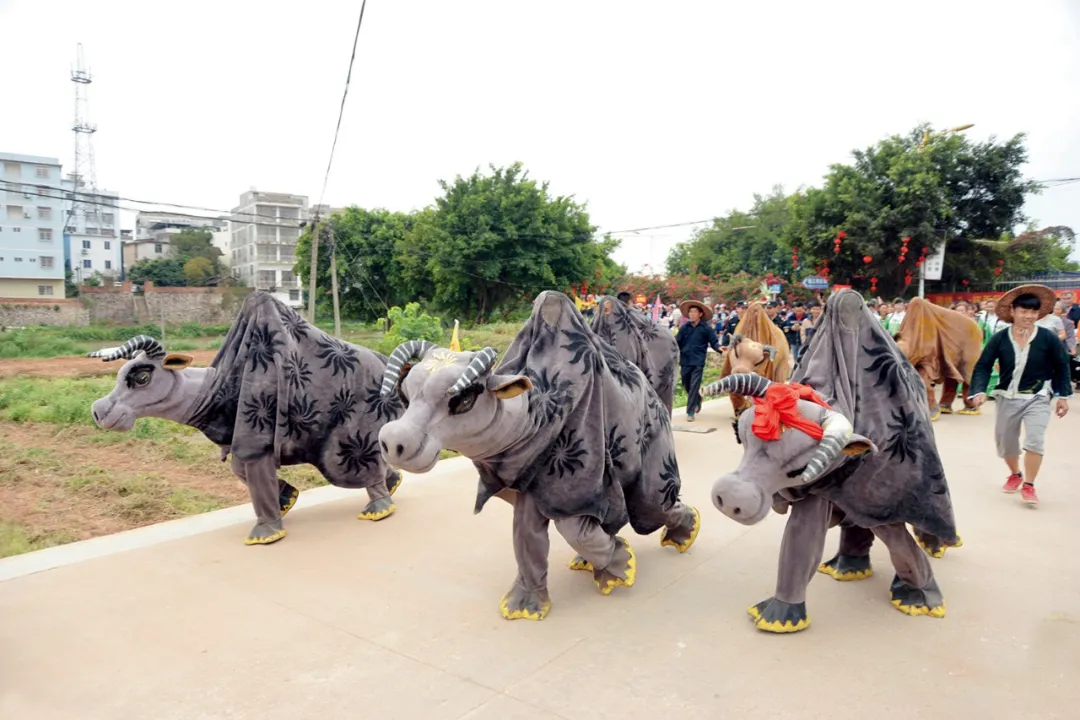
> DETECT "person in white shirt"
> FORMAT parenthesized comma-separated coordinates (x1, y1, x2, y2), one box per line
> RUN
(1035, 302, 1067, 343)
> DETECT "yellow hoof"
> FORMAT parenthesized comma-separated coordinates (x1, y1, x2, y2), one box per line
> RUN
(596, 537, 636, 596)
(953, 535, 964, 548)
(280, 488, 300, 517)
(929, 409, 942, 422)
(817, 563, 873, 581)
(956, 407, 981, 416)
(890, 599, 946, 618)
(357, 503, 396, 521)
(499, 594, 551, 621)
(939, 407, 953, 415)
(568, 556, 593, 571)
(915, 534, 947, 559)
(660, 505, 701, 553)
(747, 602, 810, 633)
(244, 529, 287, 545)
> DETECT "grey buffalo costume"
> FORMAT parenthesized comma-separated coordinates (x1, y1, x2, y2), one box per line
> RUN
(90, 292, 403, 545)
(591, 294, 679, 415)
(378, 291, 701, 620)
(707, 289, 959, 633)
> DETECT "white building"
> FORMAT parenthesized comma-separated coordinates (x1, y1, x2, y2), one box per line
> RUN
(125, 211, 230, 275)
(62, 174, 121, 284)
(0, 152, 67, 298)
(230, 189, 306, 307)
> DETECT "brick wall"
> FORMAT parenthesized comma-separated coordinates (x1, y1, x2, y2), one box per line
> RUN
(143, 283, 252, 325)
(0, 298, 90, 328)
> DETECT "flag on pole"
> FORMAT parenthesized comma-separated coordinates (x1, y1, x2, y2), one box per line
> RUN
(652, 294, 662, 323)
(449, 320, 461, 352)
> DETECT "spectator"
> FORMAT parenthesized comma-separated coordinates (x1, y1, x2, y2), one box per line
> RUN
(675, 299, 721, 422)
(885, 298, 906, 335)
(782, 302, 807, 358)
(616, 291, 633, 306)
(1036, 302, 1068, 343)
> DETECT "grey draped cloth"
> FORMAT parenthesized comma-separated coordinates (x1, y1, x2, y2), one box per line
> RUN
(591, 296, 679, 415)
(473, 291, 683, 537)
(789, 289, 958, 542)
(187, 292, 400, 488)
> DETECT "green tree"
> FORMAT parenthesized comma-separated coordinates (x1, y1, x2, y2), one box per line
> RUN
(666, 187, 794, 278)
(974, 225, 1078, 279)
(786, 125, 1039, 295)
(294, 208, 415, 323)
(183, 256, 216, 285)
(170, 229, 222, 264)
(128, 257, 187, 286)
(419, 162, 608, 323)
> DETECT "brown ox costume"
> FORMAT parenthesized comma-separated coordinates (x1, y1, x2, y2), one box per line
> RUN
(591, 294, 679, 415)
(707, 289, 959, 633)
(719, 301, 791, 417)
(377, 291, 701, 620)
(895, 297, 984, 420)
(89, 292, 403, 545)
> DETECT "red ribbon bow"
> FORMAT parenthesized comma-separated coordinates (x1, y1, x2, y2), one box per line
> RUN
(751, 383, 833, 442)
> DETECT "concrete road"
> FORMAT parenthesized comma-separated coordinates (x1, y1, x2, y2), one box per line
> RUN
(1, 399, 1077, 719)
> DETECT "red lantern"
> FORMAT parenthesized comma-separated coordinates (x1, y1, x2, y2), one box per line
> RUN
(863, 255, 873, 264)
(962, 279, 969, 286)
(837, 231, 846, 240)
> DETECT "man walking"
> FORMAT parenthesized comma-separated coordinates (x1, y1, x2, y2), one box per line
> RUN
(968, 285, 1072, 506)
(676, 299, 721, 422)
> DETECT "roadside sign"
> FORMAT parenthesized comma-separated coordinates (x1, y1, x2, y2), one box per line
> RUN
(923, 242, 946, 281)
(768, 284, 783, 294)
(801, 276, 829, 290)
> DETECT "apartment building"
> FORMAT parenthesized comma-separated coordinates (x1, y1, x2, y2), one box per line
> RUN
(125, 211, 230, 273)
(62, 174, 121, 283)
(230, 189, 307, 307)
(0, 152, 67, 298)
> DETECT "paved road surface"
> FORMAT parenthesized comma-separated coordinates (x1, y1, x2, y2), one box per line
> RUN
(1, 399, 1077, 719)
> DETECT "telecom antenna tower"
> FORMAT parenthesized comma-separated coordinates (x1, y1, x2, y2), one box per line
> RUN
(68, 43, 98, 225)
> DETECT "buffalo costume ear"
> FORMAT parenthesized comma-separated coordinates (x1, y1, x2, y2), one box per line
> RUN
(841, 434, 876, 457)
(380, 340, 437, 398)
(486, 373, 532, 400)
(162, 353, 194, 371)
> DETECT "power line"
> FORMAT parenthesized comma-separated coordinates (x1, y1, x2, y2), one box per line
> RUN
(318, 0, 368, 209)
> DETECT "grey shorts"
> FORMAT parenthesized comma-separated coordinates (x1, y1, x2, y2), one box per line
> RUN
(994, 395, 1052, 457)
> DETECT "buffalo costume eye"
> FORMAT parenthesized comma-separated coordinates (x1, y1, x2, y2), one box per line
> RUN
(127, 368, 153, 388)
(448, 383, 483, 415)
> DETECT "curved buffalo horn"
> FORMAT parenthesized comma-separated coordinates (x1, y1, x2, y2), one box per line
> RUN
(379, 340, 436, 397)
(763, 344, 778, 361)
(87, 335, 166, 362)
(701, 373, 772, 398)
(797, 409, 855, 485)
(447, 347, 498, 395)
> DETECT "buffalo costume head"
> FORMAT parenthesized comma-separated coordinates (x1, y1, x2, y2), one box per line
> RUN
(377, 340, 532, 473)
(89, 335, 196, 432)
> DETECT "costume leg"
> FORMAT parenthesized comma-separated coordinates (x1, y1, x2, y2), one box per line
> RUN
(873, 523, 945, 618)
(233, 454, 287, 545)
(939, 378, 958, 413)
(501, 491, 553, 620)
(749, 495, 831, 633)
(358, 476, 396, 521)
(818, 524, 875, 580)
(553, 515, 635, 596)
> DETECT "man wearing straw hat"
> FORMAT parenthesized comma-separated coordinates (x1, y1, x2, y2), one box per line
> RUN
(675, 299, 721, 422)
(968, 284, 1072, 506)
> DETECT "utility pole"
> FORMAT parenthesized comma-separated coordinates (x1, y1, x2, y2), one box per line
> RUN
(329, 226, 342, 338)
(306, 214, 321, 323)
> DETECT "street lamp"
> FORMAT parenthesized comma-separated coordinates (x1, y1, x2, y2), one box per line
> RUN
(917, 123, 974, 297)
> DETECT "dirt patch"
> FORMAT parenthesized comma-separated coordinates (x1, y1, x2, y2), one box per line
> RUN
(0, 350, 219, 380)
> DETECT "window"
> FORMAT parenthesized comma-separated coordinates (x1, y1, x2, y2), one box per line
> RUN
(37, 206, 52, 220)
(14, 257, 23, 262)
(82, 259, 92, 269)
(29, 257, 36, 262)
(5, 205, 23, 221)
(40, 256, 54, 269)
(38, 285, 54, 296)
(39, 228, 53, 241)
(280, 271, 295, 284)
(36, 166, 49, 179)
(82, 240, 91, 249)
(13, 227, 21, 233)
(102, 213, 114, 226)
(154, 243, 163, 253)
(86, 227, 99, 235)
(104, 241, 111, 250)
(2, 161, 20, 179)
(104, 260, 112, 270)
(289, 289, 301, 302)
(66, 226, 76, 233)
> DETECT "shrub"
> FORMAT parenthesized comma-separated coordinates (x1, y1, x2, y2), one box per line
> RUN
(376, 303, 443, 355)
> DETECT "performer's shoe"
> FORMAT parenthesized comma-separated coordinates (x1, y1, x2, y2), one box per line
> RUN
(1020, 483, 1039, 506)
(1002, 472, 1024, 493)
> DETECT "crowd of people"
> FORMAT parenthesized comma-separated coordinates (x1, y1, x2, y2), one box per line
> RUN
(597, 284, 1077, 507)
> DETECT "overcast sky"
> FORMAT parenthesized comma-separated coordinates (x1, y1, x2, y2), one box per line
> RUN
(2, 0, 1077, 272)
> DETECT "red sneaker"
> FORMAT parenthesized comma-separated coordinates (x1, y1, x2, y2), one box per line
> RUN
(1020, 483, 1039, 505)
(1002, 473, 1024, 493)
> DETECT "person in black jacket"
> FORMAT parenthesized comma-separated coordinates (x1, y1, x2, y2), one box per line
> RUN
(675, 299, 721, 422)
(968, 285, 1071, 506)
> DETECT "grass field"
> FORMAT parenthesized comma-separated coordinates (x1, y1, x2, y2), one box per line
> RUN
(0, 319, 719, 559)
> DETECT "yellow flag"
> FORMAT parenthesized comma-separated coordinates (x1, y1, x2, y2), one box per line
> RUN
(449, 319, 461, 352)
